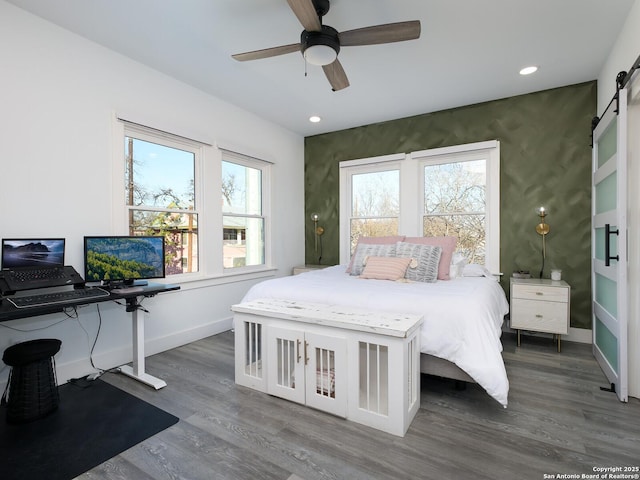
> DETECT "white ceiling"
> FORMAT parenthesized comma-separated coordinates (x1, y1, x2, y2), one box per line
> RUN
(7, 0, 635, 136)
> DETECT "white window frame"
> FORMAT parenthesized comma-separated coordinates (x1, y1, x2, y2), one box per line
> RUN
(220, 149, 272, 273)
(111, 114, 274, 285)
(412, 141, 500, 273)
(339, 141, 500, 273)
(339, 153, 404, 263)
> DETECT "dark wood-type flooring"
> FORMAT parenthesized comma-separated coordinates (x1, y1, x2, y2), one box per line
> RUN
(80, 331, 640, 480)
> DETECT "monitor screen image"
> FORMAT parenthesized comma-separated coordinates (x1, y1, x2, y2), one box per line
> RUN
(84, 236, 165, 285)
(1, 238, 65, 269)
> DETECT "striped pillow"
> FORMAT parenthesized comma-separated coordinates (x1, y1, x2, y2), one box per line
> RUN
(395, 242, 442, 283)
(360, 256, 412, 281)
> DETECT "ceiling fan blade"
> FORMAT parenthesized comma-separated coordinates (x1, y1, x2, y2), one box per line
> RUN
(286, 0, 322, 32)
(339, 20, 421, 47)
(323, 59, 349, 91)
(232, 43, 300, 62)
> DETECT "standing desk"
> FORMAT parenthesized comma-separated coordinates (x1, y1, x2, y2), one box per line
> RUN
(0, 283, 180, 389)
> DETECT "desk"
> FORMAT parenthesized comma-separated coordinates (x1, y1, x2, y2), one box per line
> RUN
(0, 283, 179, 389)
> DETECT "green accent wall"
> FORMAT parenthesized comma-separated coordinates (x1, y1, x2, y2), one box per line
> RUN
(304, 81, 596, 329)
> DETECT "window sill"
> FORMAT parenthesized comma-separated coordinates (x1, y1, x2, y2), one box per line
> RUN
(160, 267, 278, 292)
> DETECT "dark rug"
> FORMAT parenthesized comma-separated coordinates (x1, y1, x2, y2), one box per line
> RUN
(0, 378, 179, 480)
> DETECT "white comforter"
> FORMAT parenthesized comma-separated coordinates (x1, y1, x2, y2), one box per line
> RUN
(241, 265, 510, 406)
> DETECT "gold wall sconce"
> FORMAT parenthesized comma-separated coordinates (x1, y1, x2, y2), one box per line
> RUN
(311, 213, 324, 256)
(536, 206, 550, 277)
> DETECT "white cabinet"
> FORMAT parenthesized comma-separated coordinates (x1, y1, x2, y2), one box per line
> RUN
(232, 299, 423, 436)
(510, 278, 570, 352)
(266, 326, 347, 417)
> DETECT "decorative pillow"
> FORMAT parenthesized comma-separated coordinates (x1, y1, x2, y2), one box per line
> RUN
(345, 236, 405, 273)
(395, 242, 442, 283)
(403, 236, 457, 280)
(347, 235, 404, 275)
(348, 241, 400, 276)
(360, 256, 412, 281)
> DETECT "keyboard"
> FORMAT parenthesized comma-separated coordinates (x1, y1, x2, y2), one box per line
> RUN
(7, 288, 110, 309)
(8, 267, 67, 283)
(2, 266, 78, 292)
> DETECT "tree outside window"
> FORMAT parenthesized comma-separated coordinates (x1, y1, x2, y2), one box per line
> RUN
(125, 135, 198, 275)
(349, 169, 399, 253)
(423, 160, 486, 264)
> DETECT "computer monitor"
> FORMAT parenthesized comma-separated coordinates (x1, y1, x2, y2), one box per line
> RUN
(83, 236, 165, 287)
(1, 238, 65, 269)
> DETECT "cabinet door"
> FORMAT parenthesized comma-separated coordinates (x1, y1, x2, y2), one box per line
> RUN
(235, 315, 267, 392)
(304, 332, 347, 418)
(266, 326, 305, 404)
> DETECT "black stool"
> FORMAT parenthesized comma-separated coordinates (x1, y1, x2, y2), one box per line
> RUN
(2, 339, 62, 424)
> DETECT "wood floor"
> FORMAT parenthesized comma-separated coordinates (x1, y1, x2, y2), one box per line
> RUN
(81, 331, 640, 480)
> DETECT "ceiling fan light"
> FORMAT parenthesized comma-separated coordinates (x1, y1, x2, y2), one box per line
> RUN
(304, 44, 337, 66)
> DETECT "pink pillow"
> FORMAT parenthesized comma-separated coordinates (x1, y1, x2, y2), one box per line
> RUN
(360, 256, 412, 281)
(404, 236, 457, 280)
(346, 235, 406, 273)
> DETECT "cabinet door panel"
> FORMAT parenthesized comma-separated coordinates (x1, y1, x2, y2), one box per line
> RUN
(266, 327, 305, 404)
(305, 332, 347, 418)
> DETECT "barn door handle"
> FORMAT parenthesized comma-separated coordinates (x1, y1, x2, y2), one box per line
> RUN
(605, 224, 619, 266)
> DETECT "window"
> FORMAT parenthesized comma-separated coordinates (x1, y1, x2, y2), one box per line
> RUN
(415, 142, 499, 270)
(339, 142, 500, 272)
(115, 117, 273, 280)
(340, 154, 403, 256)
(124, 126, 200, 276)
(221, 151, 270, 270)
(349, 167, 400, 252)
(422, 158, 486, 264)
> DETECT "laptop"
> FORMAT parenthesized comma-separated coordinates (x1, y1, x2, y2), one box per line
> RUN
(0, 238, 84, 293)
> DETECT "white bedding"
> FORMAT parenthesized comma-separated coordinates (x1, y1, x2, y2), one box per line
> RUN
(241, 265, 510, 407)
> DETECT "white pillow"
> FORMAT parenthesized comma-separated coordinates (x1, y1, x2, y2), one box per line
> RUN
(462, 264, 495, 279)
(449, 252, 468, 279)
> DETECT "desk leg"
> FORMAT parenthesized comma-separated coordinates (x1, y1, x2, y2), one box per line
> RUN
(119, 302, 167, 389)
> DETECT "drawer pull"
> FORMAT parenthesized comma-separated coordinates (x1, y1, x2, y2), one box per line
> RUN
(535, 314, 543, 318)
(536, 292, 544, 296)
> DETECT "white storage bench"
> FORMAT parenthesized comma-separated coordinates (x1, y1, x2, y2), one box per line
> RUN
(232, 298, 423, 437)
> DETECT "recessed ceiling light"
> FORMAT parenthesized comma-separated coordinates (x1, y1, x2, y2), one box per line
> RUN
(519, 66, 538, 76)
(309, 115, 321, 123)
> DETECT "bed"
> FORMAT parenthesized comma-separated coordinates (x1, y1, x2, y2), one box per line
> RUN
(240, 264, 510, 407)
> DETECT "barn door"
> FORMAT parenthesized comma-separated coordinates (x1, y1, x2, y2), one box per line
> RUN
(591, 88, 628, 402)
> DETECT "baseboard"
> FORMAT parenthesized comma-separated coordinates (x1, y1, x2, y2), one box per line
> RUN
(566, 327, 592, 344)
(0, 316, 233, 392)
(503, 321, 592, 344)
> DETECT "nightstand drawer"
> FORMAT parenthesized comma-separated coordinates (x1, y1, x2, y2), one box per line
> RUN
(510, 299, 569, 334)
(511, 284, 568, 303)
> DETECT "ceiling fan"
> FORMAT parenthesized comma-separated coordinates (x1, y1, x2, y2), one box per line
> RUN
(232, 0, 421, 91)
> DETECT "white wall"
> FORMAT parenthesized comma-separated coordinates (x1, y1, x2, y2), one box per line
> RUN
(0, 1, 304, 385)
(597, 0, 640, 399)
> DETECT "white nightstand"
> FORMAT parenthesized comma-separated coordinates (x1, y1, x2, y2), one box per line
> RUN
(510, 277, 571, 352)
(292, 264, 328, 275)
